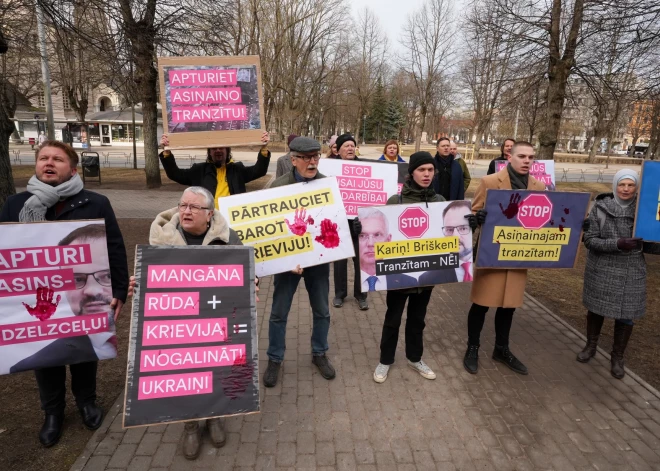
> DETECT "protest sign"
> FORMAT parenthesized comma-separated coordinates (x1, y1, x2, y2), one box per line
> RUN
(476, 190, 590, 269)
(317, 159, 399, 217)
(360, 158, 407, 194)
(158, 55, 265, 149)
(357, 201, 473, 292)
(634, 161, 660, 242)
(123, 245, 258, 427)
(218, 178, 354, 277)
(0, 220, 116, 375)
(496, 160, 556, 190)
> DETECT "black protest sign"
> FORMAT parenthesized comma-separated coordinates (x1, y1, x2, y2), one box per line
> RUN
(123, 245, 258, 427)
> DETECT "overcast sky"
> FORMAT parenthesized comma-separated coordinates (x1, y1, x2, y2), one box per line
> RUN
(349, 0, 427, 50)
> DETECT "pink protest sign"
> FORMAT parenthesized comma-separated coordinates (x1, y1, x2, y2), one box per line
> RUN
(318, 160, 399, 217)
(496, 160, 556, 190)
(124, 245, 259, 427)
(158, 55, 265, 149)
(0, 220, 117, 375)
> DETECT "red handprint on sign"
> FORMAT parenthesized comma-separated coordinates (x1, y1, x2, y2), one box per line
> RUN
(315, 219, 340, 248)
(23, 287, 61, 321)
(285, 208, 310, 236)
(499, 193, 522, 219)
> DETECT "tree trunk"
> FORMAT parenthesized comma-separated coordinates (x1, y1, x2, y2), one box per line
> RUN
(132, 34, 161, 188)
(538, 65, 571, 160)
(0, 117, 16, 209)
(538, 0, 585, 161)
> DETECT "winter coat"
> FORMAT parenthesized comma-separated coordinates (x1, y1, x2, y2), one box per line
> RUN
(432, 153, 465, 201)
(270, 168, 326, 188)
(470, 167, 545, 308)
(582, 193, 660, 319)
(159, 149, 271, 196)
(386, 180, 445, 294)
(0, 189, 129, 302)
(487, 155, 507, 175)
(149, 207, 242, 246)
(276, 152, 293, 178)
(454, 154, 472, 192)
(378, 154, 406, 163)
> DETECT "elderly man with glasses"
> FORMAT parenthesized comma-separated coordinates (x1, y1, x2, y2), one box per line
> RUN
(262, 136, 336, 388)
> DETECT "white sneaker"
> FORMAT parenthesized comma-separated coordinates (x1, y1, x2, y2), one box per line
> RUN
(407, 360, 436, 380)
(373, 363, 390, 383)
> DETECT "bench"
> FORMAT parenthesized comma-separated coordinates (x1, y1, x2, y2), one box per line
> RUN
(102, 152, 132, 167)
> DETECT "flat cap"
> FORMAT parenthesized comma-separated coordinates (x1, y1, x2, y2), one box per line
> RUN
(289, 136, 321, 153)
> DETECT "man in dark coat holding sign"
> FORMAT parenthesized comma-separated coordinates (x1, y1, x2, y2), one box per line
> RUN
(462, 141, 545, 377)
(354, 152, 477, 384)
(263, 137, 336, 387)
(159, 132, 271, 207)
(0, 140, 128, 448)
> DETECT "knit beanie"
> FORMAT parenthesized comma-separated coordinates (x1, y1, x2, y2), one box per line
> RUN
(335, 133, 356, 151)
(327, 135, 338, 148)
(408, 151, 435, 174)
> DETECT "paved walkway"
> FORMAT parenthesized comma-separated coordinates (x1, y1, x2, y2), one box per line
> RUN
(70, 277, 660, 471)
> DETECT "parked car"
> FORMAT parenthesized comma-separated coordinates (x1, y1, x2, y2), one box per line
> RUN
(628, 144, 649, 158)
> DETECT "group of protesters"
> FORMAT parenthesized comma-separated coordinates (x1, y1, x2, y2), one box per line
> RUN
(1, 133, 657, 461)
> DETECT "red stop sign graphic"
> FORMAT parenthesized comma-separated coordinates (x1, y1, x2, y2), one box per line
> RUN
(398, 207, 429, 239)
(517, 194, 553, 230)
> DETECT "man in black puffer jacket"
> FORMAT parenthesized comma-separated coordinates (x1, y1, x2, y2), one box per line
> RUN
(159, 131, 271, 207)
(0, 141, 128, 448)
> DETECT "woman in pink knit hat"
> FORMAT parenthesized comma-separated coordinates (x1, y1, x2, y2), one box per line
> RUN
(326, 135, 339, 158)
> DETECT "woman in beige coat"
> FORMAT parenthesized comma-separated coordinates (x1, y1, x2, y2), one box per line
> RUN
(463, 142, 545, 376)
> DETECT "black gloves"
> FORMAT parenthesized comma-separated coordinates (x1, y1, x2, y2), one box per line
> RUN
(464, 214, 478, 231)
(582, 219, 590, 232)
(475, 209, 487, 226)
(352, 218, 362, 235)
(617, 238, 642, 251)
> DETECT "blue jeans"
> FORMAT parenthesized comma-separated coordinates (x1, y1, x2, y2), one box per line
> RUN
(267, 263, 330, 363)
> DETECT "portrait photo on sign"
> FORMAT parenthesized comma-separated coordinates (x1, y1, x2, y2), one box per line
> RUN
(0, 220, 116, 375)
(357, 201, 474, 292)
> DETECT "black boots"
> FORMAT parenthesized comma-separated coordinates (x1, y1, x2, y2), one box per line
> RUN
(611, 323, 633, 379)
(493, 345, 528, 375)
(463, 344, 479, 374)
(39, 414, 64, 447)
(79, 403, 104, 430)
(263, 360, 281, 388)
(577, 312, 604, 363)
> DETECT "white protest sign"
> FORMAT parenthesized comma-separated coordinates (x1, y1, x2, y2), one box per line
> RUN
(317, 159, 399, 217)
(357, 201, 474, 292)
(0, 220, 117, 375)
(218, 178, 355, 277)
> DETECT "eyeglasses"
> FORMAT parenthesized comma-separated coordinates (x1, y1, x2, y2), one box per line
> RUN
(293, 153, 321, 162)
(442, 225, 471, 236)
(178, 203, 210, 214)
(73, 270, 112, 289)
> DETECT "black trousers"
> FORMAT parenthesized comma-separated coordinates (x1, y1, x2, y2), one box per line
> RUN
(380, 289, 433, 365)
(467, 303, 515, 347)
(35, 361, 98, 416)
(333, 222, 366, 301)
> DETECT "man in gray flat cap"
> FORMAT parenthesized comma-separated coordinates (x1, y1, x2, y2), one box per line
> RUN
(263, 136, 336, 387)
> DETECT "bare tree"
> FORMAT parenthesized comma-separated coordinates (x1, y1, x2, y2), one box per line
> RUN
(1, 1, 42, 208)
(461, 0, 520, 154)
(399, 0, 454, 152)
